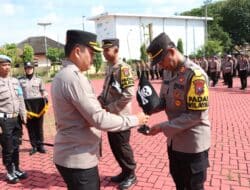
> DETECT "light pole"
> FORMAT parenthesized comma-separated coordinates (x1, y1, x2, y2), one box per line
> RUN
(204, 0, 212, 56)
(82, 16, 85, 31)
(204, 0, 212, 44)
(37, 22, 51, 66)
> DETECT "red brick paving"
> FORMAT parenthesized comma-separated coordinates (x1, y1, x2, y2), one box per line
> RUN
(0, 77, 250, 190)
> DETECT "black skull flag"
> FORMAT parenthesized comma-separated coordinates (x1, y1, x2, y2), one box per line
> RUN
(136, 73, 160, 115)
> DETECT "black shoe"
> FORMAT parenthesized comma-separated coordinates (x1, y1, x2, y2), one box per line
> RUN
(29, 147, 37, 155)
(14, 169, 28, 179)
(119, 175, 137, 190)
(110, 173, 126, 183)
(37, 146, 46, 153)
(6, 172, 19, 184)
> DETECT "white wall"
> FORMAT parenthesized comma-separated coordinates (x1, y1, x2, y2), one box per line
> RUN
(94, 15, 206, 60)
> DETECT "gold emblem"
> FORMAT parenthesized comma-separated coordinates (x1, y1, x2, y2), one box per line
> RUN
(179, 66, 186, 73)
(175, 100, 182, 107)
(179, 76, 185, 83)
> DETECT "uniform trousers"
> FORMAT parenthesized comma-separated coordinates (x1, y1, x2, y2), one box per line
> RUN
(210, 72, 218, 86)
(26, 116, 44, 148)
(168, 147, 209, 190)
(56, 164, 100, 190)
(108, 130, 136, 176)
(224, 73, 233, 88)
(0, 117, 22, 172)
(239, 70, 248, 89)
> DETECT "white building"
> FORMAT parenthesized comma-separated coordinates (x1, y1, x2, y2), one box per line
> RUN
(88, 12, 213, 60)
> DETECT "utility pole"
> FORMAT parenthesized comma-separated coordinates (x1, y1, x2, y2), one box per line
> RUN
(204, 0, 212, 56)
(82, 16, 85, 31)
(37, 22, 51, 66)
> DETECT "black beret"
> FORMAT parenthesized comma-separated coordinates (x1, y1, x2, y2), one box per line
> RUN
(66, 30, 102, 52)
(24, 62, 34, 68)
(147, 32, 175, 65)
(0, 54, 12, 63)
(102, 38, 119, 48)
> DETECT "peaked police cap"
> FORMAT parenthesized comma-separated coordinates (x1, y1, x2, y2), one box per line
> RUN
(66, 30, 102, 52)
(147, 32, 175, 66)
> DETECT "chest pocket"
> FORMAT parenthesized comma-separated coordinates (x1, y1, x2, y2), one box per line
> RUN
(32, 81, 40, 92)
(0, 82, 10, 101)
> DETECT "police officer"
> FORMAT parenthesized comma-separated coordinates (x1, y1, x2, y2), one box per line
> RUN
(209, 56, 219, 87)
(200, 57, 208, 74)
(0, 55, 28, 183)
(51, 30, 149, 190)
(146, 33, 211, 190)
(19, 62, 48, 155)
(98, 38, 137, 189)
(238, 54, 248, 90)
(223, 55, 234, 88)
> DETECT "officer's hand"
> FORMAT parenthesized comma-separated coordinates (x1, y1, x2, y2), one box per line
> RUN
(136, 112, 149, 126)
(20, 115, 27, 125)
(148, 124, 162, 136)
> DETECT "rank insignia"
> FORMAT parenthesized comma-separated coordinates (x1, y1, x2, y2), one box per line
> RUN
(173, 91, 181, 99)
(179, 66, 186, 73)
(179, 76, 185, 83)
(175, 100, 182, 107)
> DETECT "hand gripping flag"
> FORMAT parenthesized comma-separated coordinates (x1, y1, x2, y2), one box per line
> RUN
(136, 73, 160, 115)
(136, 73, 160, 135)
(25, 97, 49, 119)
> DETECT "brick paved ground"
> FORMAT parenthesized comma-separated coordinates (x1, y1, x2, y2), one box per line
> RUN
(0, 77, 249, 190)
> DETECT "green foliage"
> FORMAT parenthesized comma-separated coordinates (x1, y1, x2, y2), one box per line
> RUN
(0, 43, 22, 66)
(93, 52, 103, 73)
(140, 43, 148, 62)
(47, 47, 64, 64)
(220, 0, 250, 45)
(177, 39, 184, 54)
(181, 0, 249, 51)
(22, 44, 34, 63)
(193, 40, 223, 57)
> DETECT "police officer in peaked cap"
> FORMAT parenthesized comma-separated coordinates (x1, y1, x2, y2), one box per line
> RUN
(0, 54, 28, 183)
(98, 38, 137, 189)
(51, 30, 149, 190)
(145, 32, 211, 190)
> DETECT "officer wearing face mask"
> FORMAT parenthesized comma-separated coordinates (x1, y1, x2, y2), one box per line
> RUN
(19, 62, 48, 155)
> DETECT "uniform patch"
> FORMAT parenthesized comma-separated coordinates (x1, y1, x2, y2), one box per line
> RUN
(120, 66, 134, 88)
(187, 71, 209, 111)
(193, 79, 205, 95)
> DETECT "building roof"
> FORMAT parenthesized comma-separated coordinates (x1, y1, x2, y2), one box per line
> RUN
(88, 12, 213, 21)
(17, 36, 64, 54)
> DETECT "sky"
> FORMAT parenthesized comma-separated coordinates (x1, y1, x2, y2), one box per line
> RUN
(0, 0, 216, 46)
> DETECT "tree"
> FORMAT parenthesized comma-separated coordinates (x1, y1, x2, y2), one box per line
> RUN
(140, 43, 147, 63)
(22, 44, 34, 64)
(220, 0, 250, 45)
(0, 43, 22, 66)
(93, 52, 103, 73)
(47, 47, 64, 65)
(193, 40, 223, 57)
(177, 39, 184, 54)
